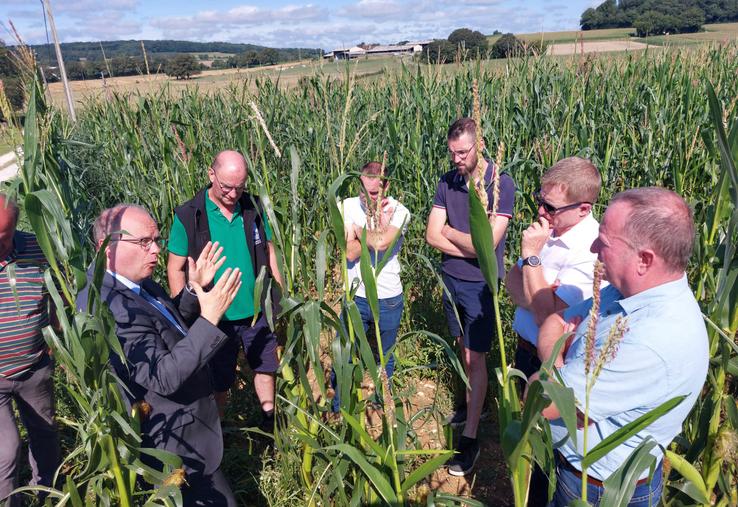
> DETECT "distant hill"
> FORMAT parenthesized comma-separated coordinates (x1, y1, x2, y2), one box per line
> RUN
(27, 39, 321, 65)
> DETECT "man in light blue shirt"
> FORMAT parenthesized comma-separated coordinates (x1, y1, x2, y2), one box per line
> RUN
(536, 187, 709, 506)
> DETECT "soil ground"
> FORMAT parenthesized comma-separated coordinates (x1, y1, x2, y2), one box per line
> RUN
(547, 40, 652, 56)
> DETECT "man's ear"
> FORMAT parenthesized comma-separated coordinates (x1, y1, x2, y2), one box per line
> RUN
(637, 248, 655, 274)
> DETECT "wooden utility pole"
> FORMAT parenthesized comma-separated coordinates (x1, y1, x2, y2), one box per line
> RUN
(42, 0, 76, 122)
(100, 42, 112, 77)
(141, 40, 150, 76)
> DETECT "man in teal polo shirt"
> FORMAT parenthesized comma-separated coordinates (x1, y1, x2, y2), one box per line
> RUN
(167, 150, 282, 431)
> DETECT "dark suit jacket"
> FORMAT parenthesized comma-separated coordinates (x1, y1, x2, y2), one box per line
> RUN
(77, 271, 229, 476)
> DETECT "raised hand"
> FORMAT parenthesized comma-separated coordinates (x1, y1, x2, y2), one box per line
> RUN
(191, 267, 242, 325)
(379, 198, 396, 230)
(188, 241, 226, 288)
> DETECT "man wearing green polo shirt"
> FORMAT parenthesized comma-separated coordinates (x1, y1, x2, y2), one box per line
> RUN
(167, 150, 282, 431)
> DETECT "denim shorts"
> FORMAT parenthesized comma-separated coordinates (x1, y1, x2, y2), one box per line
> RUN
(441, 272, 495, 353)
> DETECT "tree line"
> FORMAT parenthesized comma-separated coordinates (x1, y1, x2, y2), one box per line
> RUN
(581, 0, 738, 36)
(27, 39, 320, 67)
(37, 48, 315, 82)
(423, 28, 546, 64)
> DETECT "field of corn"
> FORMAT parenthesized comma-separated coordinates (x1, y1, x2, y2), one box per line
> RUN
(4, 42, 738, 506)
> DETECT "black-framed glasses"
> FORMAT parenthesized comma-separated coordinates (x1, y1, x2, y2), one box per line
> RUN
(212, 171, 245, 195)
(534, 191, 590, 215)
(112, 236, 166, 250)
(448, 144, 476, 160)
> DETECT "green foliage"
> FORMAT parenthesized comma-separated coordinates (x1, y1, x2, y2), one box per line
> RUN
(488, 34, 543, 59)
(26, 39, 321, 67)
(228, 48, 280, 68)
(582, 0, 738, 33)
(163, 54, 201, 80)
(423, 40, 457, 64)
(11, 43, 738, 504)
(0, 39, 24, 117)
(424, 27, 489, 64)
(447, 28, 489, 58)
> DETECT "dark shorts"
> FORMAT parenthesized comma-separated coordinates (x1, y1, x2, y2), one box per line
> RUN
(441, 272, 495, 353)
(209, 314, 278, 392)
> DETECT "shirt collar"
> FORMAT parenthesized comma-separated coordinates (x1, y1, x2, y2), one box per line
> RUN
(550, 213, 598, 249)
(456, 160, 495, 189)
(107, 269, 142, 294)
(205, 189, 241, 215)
(616, 274, 689, 315)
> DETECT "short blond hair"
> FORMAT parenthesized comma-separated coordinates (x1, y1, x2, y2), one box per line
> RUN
(611, 187, 694, 273)
(541, 157, 601, 204)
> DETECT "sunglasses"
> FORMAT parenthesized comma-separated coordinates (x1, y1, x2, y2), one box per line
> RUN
(534, 191, 590, 215)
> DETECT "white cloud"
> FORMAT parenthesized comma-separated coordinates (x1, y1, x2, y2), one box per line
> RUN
(2, 0, 591, 49)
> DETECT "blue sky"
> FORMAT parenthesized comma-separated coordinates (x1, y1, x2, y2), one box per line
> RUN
(1, 0, 601, 50)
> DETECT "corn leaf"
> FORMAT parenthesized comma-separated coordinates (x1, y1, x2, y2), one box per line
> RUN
(582, 395, 686, 468)
(468, 182, 498, 294)
(324, 444, 398, 504)
(663, 450, 711, 504)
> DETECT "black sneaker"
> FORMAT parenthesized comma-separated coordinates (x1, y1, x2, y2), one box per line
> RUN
(444, 406, 468, 428)
(447, 437, 480, 477)
(443, 404, 491, 428)
(258, 409, 275, 434)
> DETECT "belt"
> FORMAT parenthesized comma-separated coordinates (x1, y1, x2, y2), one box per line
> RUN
(555, 452, 652, 487)
(516, 336, 538, 356)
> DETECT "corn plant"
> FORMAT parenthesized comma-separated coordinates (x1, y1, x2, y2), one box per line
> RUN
(9, 76, 185, 506)
(11, 42, 738, 505)
(659, 83, 738, 506)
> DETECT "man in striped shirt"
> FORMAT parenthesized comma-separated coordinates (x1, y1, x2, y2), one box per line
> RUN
(0, 194, 60, 507)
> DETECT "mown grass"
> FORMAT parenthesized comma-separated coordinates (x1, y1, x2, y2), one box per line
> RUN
(515, 27, 634, 44)
(639, 22, 738, 46)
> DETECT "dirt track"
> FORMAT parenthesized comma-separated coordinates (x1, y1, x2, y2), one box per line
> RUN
(547, 40, 652, 55)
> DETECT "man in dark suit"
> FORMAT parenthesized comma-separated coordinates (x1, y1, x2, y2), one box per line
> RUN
(77, 204, 242, 506)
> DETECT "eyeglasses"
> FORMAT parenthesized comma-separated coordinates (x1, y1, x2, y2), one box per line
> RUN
(212, 171, 245, 195)
(534, 191, 590, 215)
(112, 236, 166, 250)
(448, 144, 476, 160)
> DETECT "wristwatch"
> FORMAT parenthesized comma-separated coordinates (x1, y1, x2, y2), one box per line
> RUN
(522, 255, 542, 267)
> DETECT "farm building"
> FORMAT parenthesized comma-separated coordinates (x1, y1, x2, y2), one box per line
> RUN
(325, 41, 431, 60)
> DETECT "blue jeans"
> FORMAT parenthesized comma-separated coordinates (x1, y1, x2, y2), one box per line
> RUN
(331, 294, 404, 412)
(552, 457, 663, 507)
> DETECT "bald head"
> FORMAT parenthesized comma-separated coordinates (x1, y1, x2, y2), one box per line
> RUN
(211, 150, 248, 178)
(208, 150, 248, 210)
(94, 204, 161, 282)
(93, 204, 151, 246)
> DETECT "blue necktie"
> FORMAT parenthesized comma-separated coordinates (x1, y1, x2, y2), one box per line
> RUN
(139, 289, 186, 335)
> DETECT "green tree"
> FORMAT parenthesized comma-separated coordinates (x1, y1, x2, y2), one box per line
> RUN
(490, 33, 523, 59)
(447, 28, 489, 58)
(163, 54, 201, 80)
(423, 39, 457, 64)
(258, 48, 279, 65)
(581, 7, 604, 30)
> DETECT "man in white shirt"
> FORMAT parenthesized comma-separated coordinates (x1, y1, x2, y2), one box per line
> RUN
(332, 161, 410, 412)
(506, 157, 603, 380)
